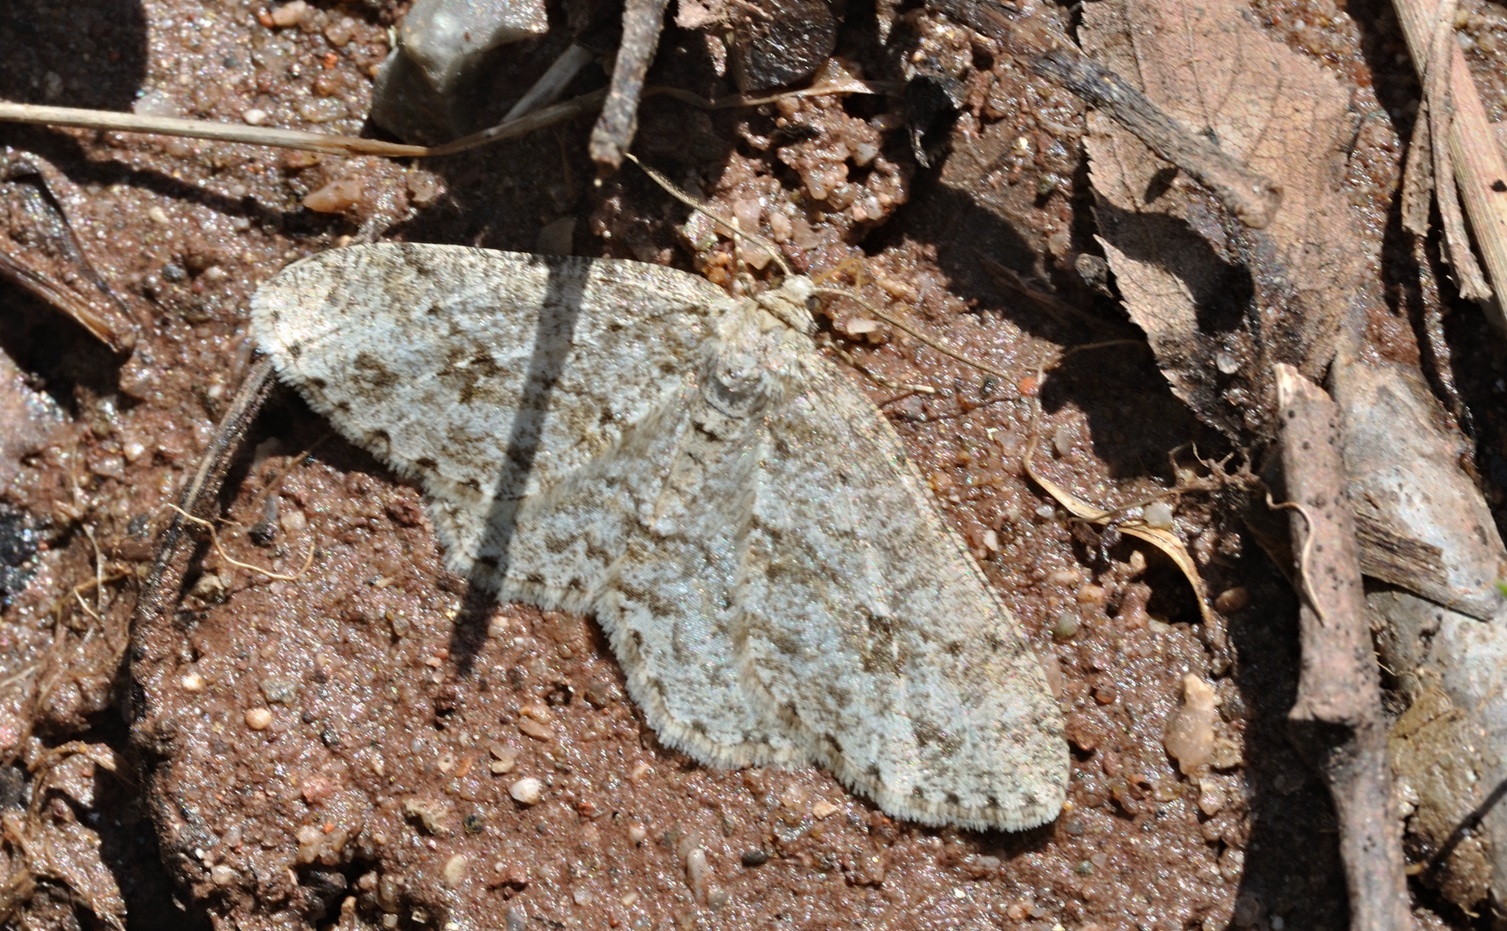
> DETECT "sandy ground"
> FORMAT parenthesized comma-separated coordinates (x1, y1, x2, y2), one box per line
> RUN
(2, 0, 1504, 928)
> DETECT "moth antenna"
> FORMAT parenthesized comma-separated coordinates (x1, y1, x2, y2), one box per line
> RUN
(623, 151, 794, 279)
(810, 286, 1016, 382)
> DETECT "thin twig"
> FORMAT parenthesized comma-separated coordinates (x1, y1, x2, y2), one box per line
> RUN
(589, 0, 672, 168)
(130, 357, 276, 751)
(0, 80, 890, 162)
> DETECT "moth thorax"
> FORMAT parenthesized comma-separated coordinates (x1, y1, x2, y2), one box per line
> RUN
(701, 335, 786, 419)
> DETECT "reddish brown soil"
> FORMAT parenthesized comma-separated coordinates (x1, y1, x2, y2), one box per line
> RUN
(1, 0, 1494, 928)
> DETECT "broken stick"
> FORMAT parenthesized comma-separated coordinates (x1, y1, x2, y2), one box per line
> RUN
(1274, 364, 1410, 931)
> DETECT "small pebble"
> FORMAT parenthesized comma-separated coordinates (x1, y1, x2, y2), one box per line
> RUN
(180, 671, 205, 692)
(1214, 586, 1251, 613)
(268, 0, 309, 27)
(244, 707, 273, 730)
(241, 108, 268, 125)
(1051, 610, 1079, 641)
(1197, 777, 1225, 816)
(779, 783, 810, 809)
(626, 822, 648, 844)
(509, 777, 543, 805)
(1143, 500, 1175, 530)
(1210, 736, 1244, 769)
(1053, 423, 1075, 457)
(403, 798, 452, 835)
(297, 97, 346, 124)
(1164, 674, 1218, 774)
(517, 717, 553, 741)
(505, 905, 527, 931)
(442, 854, 468, 887)
(811, 800, 839, 819)
(487, 742, 518, 774)
(519, 702, 553, 723)
(685, 847, 711, 903)
(324, 19, 357, 46)
(133, 88, 180, 118)
(294, 824, 322, 863)
(302, 178, 365, 213)
(210, 864, 236, 886)
(281, 507, 307, 533)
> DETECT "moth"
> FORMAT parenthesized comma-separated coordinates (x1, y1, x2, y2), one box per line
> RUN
(252, 242, 1067, 830)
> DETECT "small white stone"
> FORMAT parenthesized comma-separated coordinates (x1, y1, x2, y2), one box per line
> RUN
(1143, 500, 1175, 530)
(442, 854, 467, 887)
(685, 847, 711, 903)
(509, 777, 543, 805)
(268, 0, 309, 27)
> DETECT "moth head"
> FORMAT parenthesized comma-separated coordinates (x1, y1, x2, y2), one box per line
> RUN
(755, 276, 819, 337)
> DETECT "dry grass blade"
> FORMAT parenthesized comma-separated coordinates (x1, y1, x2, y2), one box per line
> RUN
(0, 80, 886, 163)
(0, 94, 607, 159)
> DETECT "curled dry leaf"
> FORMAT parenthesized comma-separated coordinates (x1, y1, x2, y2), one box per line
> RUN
(1023, 422, 1214, 627)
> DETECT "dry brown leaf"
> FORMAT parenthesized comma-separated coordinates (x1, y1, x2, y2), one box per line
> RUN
(1080, 0, 1373, 440)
